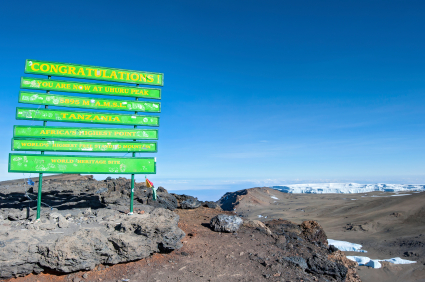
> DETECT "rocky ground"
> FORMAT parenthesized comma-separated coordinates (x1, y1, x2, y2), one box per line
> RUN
(0, 175, 359, 282)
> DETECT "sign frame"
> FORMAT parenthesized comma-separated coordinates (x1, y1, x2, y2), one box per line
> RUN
(19, 91, 161, 113)
(13, 125, 159, 140)
(24, 59, 164, 86)
(16, 107, 160, 127)
(20, 77, 162, 99)
(11, 138, 158, 153)
(8, 153, 157, 174)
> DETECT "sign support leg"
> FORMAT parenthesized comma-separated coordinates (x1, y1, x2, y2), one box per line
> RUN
(129, 89, 139, 215)
(36, 173, 42, 219)
(36, 75, 50, 220)
(130, 173, 134, 214)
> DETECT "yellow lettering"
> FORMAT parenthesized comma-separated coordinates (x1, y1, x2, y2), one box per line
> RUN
(68, 66, 76, 75)
(86, 68, 94, 76)
(76, 68, 85, 76)
(110, 71, 117, 79)
(30, 63, 40, 71)
(59, 66, 67, 74)
(131, 73, 139, 81)
(40, 64, 50, 72)
(94, 69, 102, 77)
(50, 64, 58, 73)
(147, 75, 154, 82)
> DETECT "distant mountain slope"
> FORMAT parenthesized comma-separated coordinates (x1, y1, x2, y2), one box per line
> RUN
(218, 187, 283, 211)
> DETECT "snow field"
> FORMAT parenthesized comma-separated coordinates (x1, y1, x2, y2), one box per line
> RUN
(272, 183, 425, 194)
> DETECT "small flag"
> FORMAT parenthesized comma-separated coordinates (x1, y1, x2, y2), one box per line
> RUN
(27, 179, 35, 186)
(145, 177, 156, 201)
(146, 178, 154, 188)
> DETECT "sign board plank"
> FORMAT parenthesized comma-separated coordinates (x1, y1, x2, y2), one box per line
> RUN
(21, 77, 161, 99)
(12, 139, 157, 153)
(13, 126, 158, 140)
(24, 60, 163, 86)
(19, 92, 161, 113)
(9, 154, 156, 174)
(16, 108, 159, 127)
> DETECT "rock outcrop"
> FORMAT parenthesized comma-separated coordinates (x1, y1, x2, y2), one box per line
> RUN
(0, 205, 184, 278)
(258, 219, 361, 282)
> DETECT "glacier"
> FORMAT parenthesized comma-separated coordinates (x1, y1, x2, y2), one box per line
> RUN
(327, 239, 417, 269)
(346, 256, 416, 269)
(272, 183, 425, 194)
(327, 239, 366, 253)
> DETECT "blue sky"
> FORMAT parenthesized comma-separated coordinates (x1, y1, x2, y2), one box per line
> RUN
(1, 1, 425, 200)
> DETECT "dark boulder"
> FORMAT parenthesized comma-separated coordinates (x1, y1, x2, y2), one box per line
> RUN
(180, 198, 202, 209)
(203, 201, 222, 210)
(210, 214, 243, 233)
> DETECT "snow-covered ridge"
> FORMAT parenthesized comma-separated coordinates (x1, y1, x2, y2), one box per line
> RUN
(272, 183, 425, 194)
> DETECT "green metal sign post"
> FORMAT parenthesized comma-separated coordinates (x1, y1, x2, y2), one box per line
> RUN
(10, 59, 163, 220)
(37, 75, 51, 220)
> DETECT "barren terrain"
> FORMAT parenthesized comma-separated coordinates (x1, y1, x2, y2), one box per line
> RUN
(2, 176, 424, 281)
(220, 187, 425, 282)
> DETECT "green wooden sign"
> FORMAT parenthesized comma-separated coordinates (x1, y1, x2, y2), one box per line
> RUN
(16, 108, 159, 126)
(9, 154, 156, 174)
(24, 60, 164, 86)
(21, 77, 161, 99)
(12, 139, 157, 153)
(13, 126, 158, 140)
(19, 92, 161, 113)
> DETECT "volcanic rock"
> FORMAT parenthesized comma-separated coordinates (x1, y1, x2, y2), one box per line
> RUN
(0, 206, 184, 278)
(210, 214, 243, 232)
(203, 201, 222, 210)
(180, 198, 202, 209)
